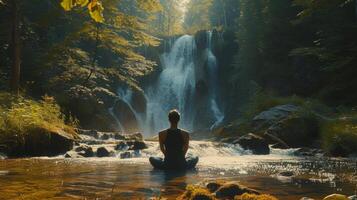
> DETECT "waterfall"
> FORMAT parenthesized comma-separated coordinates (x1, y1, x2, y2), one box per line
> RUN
(144, 35, 197, 133)
(111, 32, 225, 136)
(207, 31, 224, 129)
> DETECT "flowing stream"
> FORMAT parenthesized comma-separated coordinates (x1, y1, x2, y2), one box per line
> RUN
(0, 133, 356, 199)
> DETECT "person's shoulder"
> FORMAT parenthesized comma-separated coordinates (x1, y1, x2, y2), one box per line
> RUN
(158, 129, 167, 136)
(180, 129, 190, 137)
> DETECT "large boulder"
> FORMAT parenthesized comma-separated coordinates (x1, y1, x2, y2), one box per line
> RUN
(96, 147, 110, 157)
(233, 133, 270, 155)
(265, 115, 319, 148)
(74, 144, 94, 157)
(59, 85, 118, 131)
(252, 104, 300, 132)
(7, 128, 77, 157)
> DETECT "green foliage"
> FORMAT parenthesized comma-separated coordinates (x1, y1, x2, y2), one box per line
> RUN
(321, 113, 357, 156)
(0, 92, 76, 149)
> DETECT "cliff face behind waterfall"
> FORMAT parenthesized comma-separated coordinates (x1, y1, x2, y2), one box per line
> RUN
(110, 31, 228, 136)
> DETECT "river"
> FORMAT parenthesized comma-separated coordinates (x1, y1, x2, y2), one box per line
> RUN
(0, 140, 356, 199)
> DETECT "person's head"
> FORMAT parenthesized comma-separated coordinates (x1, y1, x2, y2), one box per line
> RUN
(168, 109, 180, 125)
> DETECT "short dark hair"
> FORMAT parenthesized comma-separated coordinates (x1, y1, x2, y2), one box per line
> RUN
(168, 109, 180, 123)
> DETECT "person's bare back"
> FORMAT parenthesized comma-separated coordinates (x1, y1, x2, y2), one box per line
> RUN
(149, 110, 198, 170)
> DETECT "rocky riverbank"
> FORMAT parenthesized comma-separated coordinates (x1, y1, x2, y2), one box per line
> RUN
(213, 103, 357, 158)
(159, 180, 357, 200)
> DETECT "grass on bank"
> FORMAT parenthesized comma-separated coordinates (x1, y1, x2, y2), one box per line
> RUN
(321, 113, 357, 156)
(0, 92, 77, 152)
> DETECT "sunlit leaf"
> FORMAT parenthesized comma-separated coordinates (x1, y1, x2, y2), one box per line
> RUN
(88, 0, 104, 23)
(61, 0, 75, 11)
(76, 0, 89, 7)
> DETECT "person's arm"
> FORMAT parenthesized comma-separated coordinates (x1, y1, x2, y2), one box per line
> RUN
(182, 131, 189, 155)
(159, 131, 167, 156)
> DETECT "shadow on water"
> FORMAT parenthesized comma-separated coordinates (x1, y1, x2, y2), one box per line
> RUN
(149, 168, 199, 197)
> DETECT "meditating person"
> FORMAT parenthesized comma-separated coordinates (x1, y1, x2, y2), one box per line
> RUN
(149, 109, 199, 170)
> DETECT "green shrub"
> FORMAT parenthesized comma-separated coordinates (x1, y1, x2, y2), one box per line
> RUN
(321, 114, 357, 156)
(0, 92, 77, 151)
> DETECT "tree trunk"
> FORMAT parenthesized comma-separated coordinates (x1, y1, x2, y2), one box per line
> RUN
(10, 0, 21, 94)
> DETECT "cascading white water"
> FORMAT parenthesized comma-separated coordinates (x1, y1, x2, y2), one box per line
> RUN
(144, 35, 197, 133)
(111, 32, 225, 135)
(207, 31, 224, 129)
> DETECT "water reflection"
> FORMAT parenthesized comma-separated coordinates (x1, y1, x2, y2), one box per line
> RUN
(0, 157, 356, 199)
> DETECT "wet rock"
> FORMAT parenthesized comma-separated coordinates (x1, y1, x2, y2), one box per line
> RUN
(127, 140, 147, 150)
(220, 137, 238, 144)
(252, 104, 299, 131)
(96, 147, 110, 157)
(293, 147, 325, 157)
(323, 194, 349, 200)
(65, 151, 84, 158)
(92, 87, 117, 106)
(120, 151, 132, 159)
(215, 182, 259, 199)
(263, 132, 290, 149)
(131, 89, 147, 114)
(266, 115, 319, 148)
(125, 132, 144, 141)
(115, 141, 128, 151)
(61, 85, 118, 131)
(0, 152, 7, 160)
(76, 129, 99, 138)
(114, 133, 125, 140)
(233, 133, 270, 155)
(206, 181, 224, 193)
(178, 185, 215, 200)
(100, 133, 111, 140)
(278, 171, 295, 177)
(300, 197, 315, 200)
(75, 145, 94, 157)
(349, 195, 357, 200)
(8, 128, 77, 157)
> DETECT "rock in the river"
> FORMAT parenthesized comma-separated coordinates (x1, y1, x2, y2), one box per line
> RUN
(349, 195, 357, 200)
(74, 145, 94, 157)
(127, 140, 147, 150)
(206, 181, 224, 193)
(65, 151, 84, 158)
(215, 182, 259, 198)
(8, 128, 77, 157)
(233, 133, 270, 155)
(96, 147, 110, 157)
(125, 132, 144, 141)
(115, 141, 128, 150)
(120, 151, 132, 159)
(278, 171, 295, 177)
(300, 197, 315, 200)
(178, 185, 215, 200)
(293, 147, 325, 157)
(323, 194, 349, 200)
